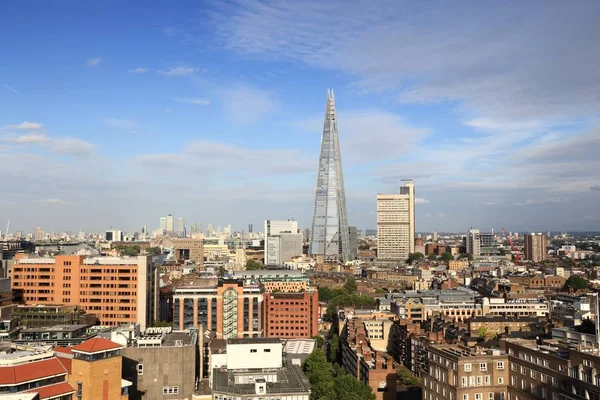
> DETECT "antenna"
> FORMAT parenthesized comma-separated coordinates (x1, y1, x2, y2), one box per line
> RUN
(4, 221, 9, 239)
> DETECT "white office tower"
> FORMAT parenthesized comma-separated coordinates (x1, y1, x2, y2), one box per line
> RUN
(176, 217, 185, 237)
(159, 217, 167, 232)
(264, 220, 302, 266)
(166, 214, 174, 233)
(376, 180, 415, 261)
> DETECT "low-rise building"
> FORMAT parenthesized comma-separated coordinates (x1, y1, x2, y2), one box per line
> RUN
(231, 269, 309, 293)
(481, 297, 549, 318)
(468, 316, 539, 336)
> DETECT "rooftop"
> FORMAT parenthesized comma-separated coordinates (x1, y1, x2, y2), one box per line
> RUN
(71, 337, 122, 354)
(21, 324, 89, 333)
(284, 339, 316, 355)
(212, 364, 311, 396)
(0, 357, 67, 385)
(228, 338, 281, 345)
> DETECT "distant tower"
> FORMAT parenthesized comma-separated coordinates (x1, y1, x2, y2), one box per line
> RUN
(166, 214, 174, 233)
(176, 217, 185, 237)
(309, 89, 350, 262)
(248, 224, 253, 233)
(160, 217, 167, 232)
(376, 180, 415, 261)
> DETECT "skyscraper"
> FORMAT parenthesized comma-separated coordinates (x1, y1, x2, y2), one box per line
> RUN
(524, 233, 548, 262)
(376, 180, 415, 261)
(176, 217, 185, 237)
(160, 217, 167, 232)
(166, 214, 174, 233)
(264, 220, 302, 266)
(309, 90, 350, 262)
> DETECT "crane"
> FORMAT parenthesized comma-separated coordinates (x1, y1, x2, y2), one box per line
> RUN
(502, 227, 520, 265)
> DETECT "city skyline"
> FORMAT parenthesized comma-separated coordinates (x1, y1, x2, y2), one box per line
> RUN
(1, 1, 599, 233)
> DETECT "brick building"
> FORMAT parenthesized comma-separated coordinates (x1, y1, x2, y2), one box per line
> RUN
(263, 290, 318, 338)
(171, 238, 204, 265)
(11, 255, 158, 329)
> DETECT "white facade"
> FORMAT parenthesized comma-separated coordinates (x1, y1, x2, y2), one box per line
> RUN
(166, 214, 174, 233)
(466, 229, 481, 256)
(226, 341, 283, 370)
(264, 220, 301, 266)
(482, 297, 549, 317)
(376, 180, 415, 261)
(159, 217, 167, 232)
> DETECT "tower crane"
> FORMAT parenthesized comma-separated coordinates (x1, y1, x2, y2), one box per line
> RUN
(501, 227, 520, 265)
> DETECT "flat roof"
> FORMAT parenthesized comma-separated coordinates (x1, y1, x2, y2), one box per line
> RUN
(22, 324, 89, 333)
(212, 364, 311, 396)
(228, 338, 281, 345)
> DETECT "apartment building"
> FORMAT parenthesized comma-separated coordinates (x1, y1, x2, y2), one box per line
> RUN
(171, 238, 203, 265)
(263, 290, 319, 338)
(468, 316, 539, 336)
(421, 344, 509, 400)
(340, 318, 397, 400)
(172, 279, 263, 339)
(481, 298, 549, 318)
(376, 180, 415, 261)
(449, 260, 471, 271)
(523, 234, 548, 262)
(231, 269, 309, 293)
(502, 338, 600, 400)
(11, 255, 158, 329)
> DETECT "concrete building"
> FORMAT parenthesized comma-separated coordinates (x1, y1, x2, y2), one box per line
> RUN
(211, 338, 311, 400)
(231, 269, 309, 293)
(264, 220, 302, 266)
(465, 229, 500, 256)
(481, 297, 549, 318)
(119, 327, 200, 400)
(11, 255, 158, 329)
(348, 226, 358, 260)
(421, 344, 508, 400)
(376, 180, 415, 261)
(176, 217, 185, 237)
(263, 290, 319, 338)
(171, 238, 203, 265)
(172, 279, 263, 339)
(165, 214, 174, 233)
(468, 316, 539, 336)
(524, 233, 548, 262)
(159, 217, 167, 232)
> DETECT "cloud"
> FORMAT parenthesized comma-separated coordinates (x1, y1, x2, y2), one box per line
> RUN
(415, 198, 429, 204)
(35, 198, 73, 205)
(175, 97, 211, 106)
(220, 86, 276, 124)
(87, 58, 102, 67)
(104, 118, 138, 129)
(2, 121, 43, 131)
(5, 133, 48, 144)
(591, 185, 600, 191)
(47, 138, 95, 156)
(128, 67, 147, 74)
(512, 197, 570, 206)
(2, 84, 20, 95)
(159, 66, 195, 77)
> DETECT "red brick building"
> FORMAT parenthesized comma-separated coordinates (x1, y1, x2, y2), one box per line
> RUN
(263, 290, 319, 338)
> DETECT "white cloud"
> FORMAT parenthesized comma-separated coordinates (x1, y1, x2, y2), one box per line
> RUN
(87, 58, 102, 67)
(47, 138, 95, 156)
(220, 86, 276, 124)
(2, 121, 43, 131)
(35, 198, 73, 205)
(175, 97, 211, 106)
(415, 198, 429, 204)
(128, 67, 148, 74)
(513, 197, 570, 206)
(104, 118, 138, 129)
(5, 133, 48, 144)
(159, 66, 195, 77)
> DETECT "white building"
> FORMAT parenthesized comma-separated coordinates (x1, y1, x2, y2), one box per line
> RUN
(160, 217, 167, 232)
(264, 220, 302, 266)
(376, 180, 415, 261)
(166, 214, 174, 233)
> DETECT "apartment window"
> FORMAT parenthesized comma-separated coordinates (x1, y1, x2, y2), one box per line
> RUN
(465, 363, 472, 372)
(541, 388, 547, 399)
(475, 394, 482, 400)
(477, 376, 482, 386)
(498, 377, 504, 384)
(489, 393, 494, 400)
(264, 349, 271, 352)
(551, 377, 559, 387)
(541, 374, 547, 383)
(521, 380, 526, 391)
(530, 370, 537, 379)
(531, 384, 537, 395)
(480, 363, 487, 371)
(510, 376, 516, 386)
(250, 349, 257, 353)
(497, 361, 505, 370)
(462, 377, 468, 387)
(470, 376, 475, 386)
(511, 364, 517, 372)
(583, 359, 593, 368)
(520, 366, 525, 375)
(137, 364, 143, 376)
(463, 395, 469, 400)
(552, 393, 559, 400)
(485, 375, 490, 385)
(163, 386, 179, 395)
(499, 393, 505, 400)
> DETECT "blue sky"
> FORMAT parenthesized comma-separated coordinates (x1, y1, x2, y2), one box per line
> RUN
(1, 0, 599, 234)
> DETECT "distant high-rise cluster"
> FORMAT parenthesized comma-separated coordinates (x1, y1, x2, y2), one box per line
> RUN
(309, 90, 350, 262)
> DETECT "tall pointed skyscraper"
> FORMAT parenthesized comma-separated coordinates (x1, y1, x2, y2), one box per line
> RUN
(309, 89, 350, 262)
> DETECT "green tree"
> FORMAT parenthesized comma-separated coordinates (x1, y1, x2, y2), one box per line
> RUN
(478, 327, 488, 338)
(343, 276, 357, 294)
(116, 245, 140, 256)
(397, 365, 420, 387)
(406, 252, 425, 264)
(151, 320, 172, 327)
(313, 335, 325, 349)
(303, 350, 335, 400)
(145, 246, 162, 255)
(245, 259, 263, 270)
(328, 334, 340, 364)
(333, 374, 376, 400)
(375, 288, 386, 294)
(427, 254, 437, 261)
(563, 275, 589, 291)
(440, 252, 454, 262)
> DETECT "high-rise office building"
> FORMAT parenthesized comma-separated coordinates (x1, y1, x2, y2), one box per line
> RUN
(166, 214, 174, 233)
(465, 228, 500, 257)
(348, 226, 358, 260)
(34, 226, 44, 241)
(376, 180, 415, 261)
(248, 224, 253, 233)
(309, 90, 350, 262)
(176, 217, 185, 237)
(159, 217, 167, 232)
(206, 223, 214, 237)
(524, 233, 548, 262)
(264, 220, 302, 266)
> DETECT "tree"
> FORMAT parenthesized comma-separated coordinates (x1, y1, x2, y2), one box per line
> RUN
(313, 335, 325, 349)
(397, 366, 420, 387)
(343, 276, 357, 294)
(427, 254, 437, 261)
(303, 350, 335, 400)
(333, 374, 376, 400)
(406, 252, 425, 264)
(440, 252, 454, 262)
(151, 320, 171, 327)
(375, 288, 386, 294)
(478, 327, 489, 338)
(245, 259, 263, 270)
(145, 246, 162, 255)
(563, 275, 589, 291)
(116, 245, 140, 257)
(358, 243, 370, 250)
(328, 334, 340, 364)
(575, 318, 596, 334)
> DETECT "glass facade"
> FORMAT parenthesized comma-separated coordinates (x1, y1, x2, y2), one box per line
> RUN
(183, 299, 194, 329)
(309, 89, 350, 261)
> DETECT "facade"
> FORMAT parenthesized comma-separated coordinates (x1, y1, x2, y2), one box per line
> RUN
(120, 328, 199, 400)
(466, 229, 500, 256)
(211, 338, 311, 400)
(481, 298, 549, 318)
(421, 344, 509, 400)
(449, 260, 470, 271)
(348, 226, 358, 259)
(468, 316, 538, 336)
(265, 233, 303, 266)
(175, 217, 185, 237)
(159, 217, 167, 232)
(11, 304, 96, 328)
(263, 290, 319, 338)
(309, 90, 351, 262)
(376, 180, 415, 261)
(165, 214, 174, 233)
(231, 269, 309, 293)
(172, 279, 263, 339)
(11, 255, 158, 329)
(523, 233, 548, 262)
(171, 238, 203, 265)
(0, 348, 75, 399)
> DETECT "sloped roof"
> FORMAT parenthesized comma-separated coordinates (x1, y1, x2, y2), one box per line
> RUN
(27, 381, 75, 399)
(0, 358, 67, 385)
(71, 337, 122, 354)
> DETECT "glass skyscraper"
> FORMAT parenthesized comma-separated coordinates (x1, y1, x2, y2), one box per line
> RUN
(309, 90, 350, 262)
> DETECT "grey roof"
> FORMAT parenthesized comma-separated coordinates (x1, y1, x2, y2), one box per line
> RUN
(212, 364, 311, 396)
(228, 337, 282, 345)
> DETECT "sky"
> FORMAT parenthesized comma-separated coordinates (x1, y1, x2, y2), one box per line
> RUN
(1, 0, 599, 234)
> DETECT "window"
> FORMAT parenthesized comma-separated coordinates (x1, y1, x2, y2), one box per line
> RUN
(475, 394, 482, 400)
(497, 361, 505, 370)
(552, 393, 559, 400)
(250, 349, 257, 353)
(485, 375, 490, 385)
(500, 393, 505, 400)
(520, 366, 525, 375)
(163, 386, 179, 395)
(552, 377, 559, 387)
(530, 370, 536, 379)
(264, 349, 271, 352)
(137, 363, 143, 376)
(521, 380, 526, 391)
(541, 388, 547, 399)
(489, 393, 494, 400)
(480, 363, 487, 371)
(511, 364, 517, 372)
(477, 376, 482, 386)
(463, 395, 469, 400)
(462, 377, 468, 387)
(465, 364, 472, 372)
(498, 377, 504, 384)
(584, 359, 594, 368)
(541, 374, 547, 383)
(531, 384, 537, 395)
(470, 376, 475, 386)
